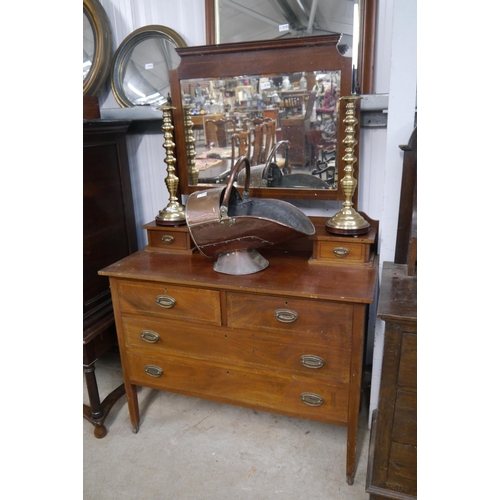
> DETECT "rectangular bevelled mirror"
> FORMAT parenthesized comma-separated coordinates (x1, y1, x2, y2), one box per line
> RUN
(170, 34, 357, 202)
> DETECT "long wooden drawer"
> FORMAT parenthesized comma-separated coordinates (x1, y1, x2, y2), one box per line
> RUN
(226, 292, 353, 345)
(126, 351, 350, 424)
(122, 316, 352, 384)
(116, 280, 221, 325)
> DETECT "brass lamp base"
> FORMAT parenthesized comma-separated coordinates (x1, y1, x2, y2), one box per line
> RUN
(325, 208, 370, 235)
(155, 209, 186, 227)
(156, 199, 187, 226)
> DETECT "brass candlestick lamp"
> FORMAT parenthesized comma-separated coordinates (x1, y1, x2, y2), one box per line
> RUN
(155, 104, 186, 226)
(326, 95, 370, 235)
(183, 104, 199, 186)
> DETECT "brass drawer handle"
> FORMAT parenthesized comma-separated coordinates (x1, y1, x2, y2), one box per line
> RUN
(300, 392, 324, 407)
(141, 330, 160, 343)
(333, 247, 349, 257)
(161, 235, 174, 244)
(156, 295, 176, 309)
(300, 355, 325, 369)
(274, 309, 298, 323)
(145, 365, 163, 377)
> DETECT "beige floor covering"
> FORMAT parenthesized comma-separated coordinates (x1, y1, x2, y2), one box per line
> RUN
(84, 351, 371, 499)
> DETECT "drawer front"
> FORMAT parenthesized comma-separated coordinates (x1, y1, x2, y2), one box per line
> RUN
(126, 351, 349, 424)
(148, 229, 191, 251)
(117, 281, 221, 325)
(226, 292, 353, 345)
(317, 240, 368, 263)
(122, 316, 351, 384)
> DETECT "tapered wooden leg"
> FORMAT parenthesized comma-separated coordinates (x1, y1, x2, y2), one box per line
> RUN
(125, 382, 140, 433)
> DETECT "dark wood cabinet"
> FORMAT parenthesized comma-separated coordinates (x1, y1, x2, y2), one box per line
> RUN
(366, 262, 417, 499)
(366, 127, 417, 499)
(83, 119, 138, 437)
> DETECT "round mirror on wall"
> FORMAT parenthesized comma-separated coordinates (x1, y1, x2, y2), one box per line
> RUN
(111, 25, 187, 108)
(83, 0, 112, 96)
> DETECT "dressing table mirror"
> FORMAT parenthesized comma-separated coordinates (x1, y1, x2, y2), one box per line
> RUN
(83, 0, 112, 96)
(205, 0, 377, 95)
(111, 25, 187, 107)
(170, 34, 357, 202)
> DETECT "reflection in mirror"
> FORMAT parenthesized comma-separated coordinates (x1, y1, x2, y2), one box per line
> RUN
(170, 35, 354, 202)
(83, 11, 94, 82)
(206, 0, 376, 95)
(215, 0, 357, 47)
(181, 70, 340, 190)
(111, 25, 187, 107)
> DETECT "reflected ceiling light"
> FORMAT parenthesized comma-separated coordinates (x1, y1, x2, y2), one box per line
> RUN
(127, 83, 146, 98)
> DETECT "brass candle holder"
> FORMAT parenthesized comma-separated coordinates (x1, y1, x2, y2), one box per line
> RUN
(183, 104, 199, 186)
(155, 104, 186, 226)
(325, 95, 370, 235)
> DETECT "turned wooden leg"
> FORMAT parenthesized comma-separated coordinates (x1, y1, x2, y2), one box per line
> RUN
(83, 361, 126, 439)
(83, 362, 107, 438)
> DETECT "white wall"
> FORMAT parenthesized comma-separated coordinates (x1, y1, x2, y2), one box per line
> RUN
(367, 0, 417, 425)
(98, 0, 207, 248)
(94, 0, 417, 426)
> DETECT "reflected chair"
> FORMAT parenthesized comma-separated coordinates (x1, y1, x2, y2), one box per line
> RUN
(231, 130, 252, 169)
(242, 117, 271, 131)
(205, 119, 219, 147)
(216, 118, 237, 147)
(250, 123, 266, 166)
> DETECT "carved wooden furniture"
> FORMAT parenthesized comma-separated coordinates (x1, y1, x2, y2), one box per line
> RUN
(83, 119, 138, 438)
(366, 128, 417, 498)
(100, 216, 378, 484)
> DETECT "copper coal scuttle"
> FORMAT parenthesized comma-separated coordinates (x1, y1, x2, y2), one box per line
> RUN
(186, 156, 315, 275)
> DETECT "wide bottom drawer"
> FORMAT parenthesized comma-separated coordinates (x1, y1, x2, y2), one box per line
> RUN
(126, 351, 350, 425)
(122, 316, 352, 384)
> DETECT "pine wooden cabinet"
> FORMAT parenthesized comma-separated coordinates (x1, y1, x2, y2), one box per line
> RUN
(100, 225, 377, 484)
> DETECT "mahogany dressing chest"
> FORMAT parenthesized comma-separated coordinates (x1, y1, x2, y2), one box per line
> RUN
(100, 216, 378, 484)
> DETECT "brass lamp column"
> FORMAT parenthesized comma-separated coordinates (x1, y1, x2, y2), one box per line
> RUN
(156, 104, 186, 226)
(183, 104, 199, 186)
(326, 95, 370, 235)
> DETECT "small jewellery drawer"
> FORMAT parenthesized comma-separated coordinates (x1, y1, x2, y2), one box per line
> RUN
(143, 221, 196, 254)
(226, 292, 353, 345)
(149, 230, 191, 251)
(116, 280, 221, 325)
(126, 351, 350, 425)
(122, 316, 352, 383)
(316, 240, 370, 264)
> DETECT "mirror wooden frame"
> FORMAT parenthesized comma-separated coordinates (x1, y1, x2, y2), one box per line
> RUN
(204, 0, 377, 95)
(170, 34, 358, 202)
(83, 0, 112, 96)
